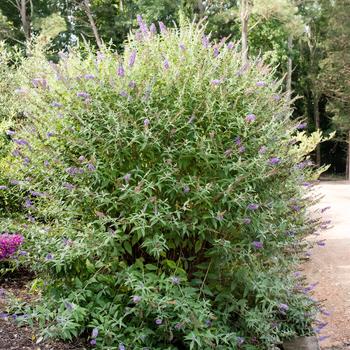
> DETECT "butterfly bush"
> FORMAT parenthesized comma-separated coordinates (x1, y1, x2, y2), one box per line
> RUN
(0, 20, 330, 349)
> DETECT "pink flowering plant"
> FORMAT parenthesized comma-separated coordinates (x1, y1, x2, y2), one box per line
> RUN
(0, 19, 330, 349)
(0, 233, 24, 260)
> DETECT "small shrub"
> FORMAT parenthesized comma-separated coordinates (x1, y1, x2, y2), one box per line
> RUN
(0, 20, 327, 349)
(0, 233, 24, 260)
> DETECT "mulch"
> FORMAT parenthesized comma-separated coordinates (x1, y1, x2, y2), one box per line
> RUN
(0, 270, 86, 350)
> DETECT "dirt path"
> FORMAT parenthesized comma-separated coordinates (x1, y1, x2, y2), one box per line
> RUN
(304, 181, 350, 350)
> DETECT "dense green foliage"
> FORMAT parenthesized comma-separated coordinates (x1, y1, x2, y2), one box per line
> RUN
(2, 0, 348, 171)
(0, 21, 327, 349)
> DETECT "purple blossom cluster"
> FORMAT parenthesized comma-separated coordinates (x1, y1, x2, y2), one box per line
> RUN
(66, 167, 84, 176)
(32, 78, 48, 89)
(296, 122, 307, 130)
(245, 114, 256, 123)
(90, 327, 99, 346)
(252, 241, 263, 249)
(0, 233, 24, 260)
(268, 157, 281, 165)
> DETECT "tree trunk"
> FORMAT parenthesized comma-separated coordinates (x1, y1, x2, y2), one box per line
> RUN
(314, 93, 321, 167)
(197, 0, 205, 18)
(16, 0, 31, 40)
(240, 0, 250, 66)
(286, 35, 293, 102)
(83, 0, 103, 50)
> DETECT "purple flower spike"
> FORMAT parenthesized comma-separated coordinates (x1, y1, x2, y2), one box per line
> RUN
(247, 203, 259, 211)
(252, 241, 263, 249)
(179, 43, 186, 51)
(273, 94, 281, 101)
(245, 114, 256, 123)
(243, 218, 251, 225)
(124, 173, 131, 183)
(259, 146, 267, 154)
(119, 91, 128, 98)
(118, 65, 125, 77)
(278, 303, 289, 314)
(84, 74, 95, 80)
(150, 23, 157, 34)
(163, 59, 170, 70)
(216, 212, 224, 221)
(211, 79, 221, 86)
(171, 276, 180, 285)
(63, 182, 75, 191)
(238, 146, 245, 153)
(144, 118, 150, 127)
(129, 50, 137, 67)
(158, 21, 167, 34)
(296, 122, 307, 130)
(237, 337, 245, 346)
(317, 240, 326, 247)
(234, 137, 242, 146)
(47, 132, 54, 137)
(90, 339, 96, 346)
(32, 78, 48, 89)
(268, 157, 281, 165)
(256, 81, 266, 87)
(205, 320, 212, 327)
(87, 163, 96, 172)
(320, 308, 331, 316)
(119, 345, 125, 350)
(227, 42, 234, 50)
(45, 253, 53, 260)
(14, 138, 29, 147)
(155, 318, 163, 325)
(132, 295, 141, 303)
(183, 185, 190, 193)
(321, 206, 331, 213)
(51, 101, 62, 107)
(24, 198, 33, 209)
(213, 47, 219, 57)
(291, 204, 301, 212)
(0, 185, 7, 190)
(77, 91, 90, 99)
(137, 15, 148, 34)
(6, 130, 15, 136)
(92, 328, 99, 338)
(202, 35, 210, 48)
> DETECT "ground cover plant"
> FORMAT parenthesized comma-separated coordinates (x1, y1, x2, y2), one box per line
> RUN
(0, 19, 328, 349)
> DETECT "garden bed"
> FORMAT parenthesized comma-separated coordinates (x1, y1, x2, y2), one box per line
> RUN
(0, 272, 86, 350)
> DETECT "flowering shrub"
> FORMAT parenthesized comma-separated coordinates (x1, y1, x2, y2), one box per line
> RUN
(0, 233, 24, 260)
(0, 20, 328, 349)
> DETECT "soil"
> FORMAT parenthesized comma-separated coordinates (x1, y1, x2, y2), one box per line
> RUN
(0, 271, 86, 350)
(304, 181, 350, 350)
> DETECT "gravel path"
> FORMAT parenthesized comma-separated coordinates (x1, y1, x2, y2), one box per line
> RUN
(304, 181, 350, 350)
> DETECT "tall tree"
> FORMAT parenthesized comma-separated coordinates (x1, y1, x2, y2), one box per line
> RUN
(319, 0, 350, 176)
